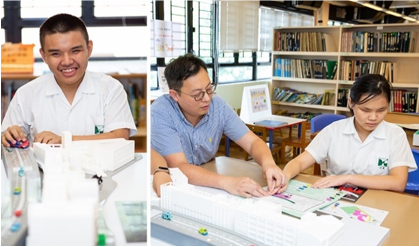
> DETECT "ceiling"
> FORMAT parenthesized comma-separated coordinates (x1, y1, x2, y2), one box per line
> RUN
(261, 1, 419, 24)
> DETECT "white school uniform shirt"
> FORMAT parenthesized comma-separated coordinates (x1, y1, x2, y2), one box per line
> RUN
(306, 116, 417, 176)
(1, 71, 137, 142)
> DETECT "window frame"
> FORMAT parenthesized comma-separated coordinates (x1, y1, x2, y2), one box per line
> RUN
(1, 1, 147, 62)
(149, 1, 319, 89)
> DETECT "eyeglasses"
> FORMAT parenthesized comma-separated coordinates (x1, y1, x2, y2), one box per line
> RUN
(175, 83, 217, 101)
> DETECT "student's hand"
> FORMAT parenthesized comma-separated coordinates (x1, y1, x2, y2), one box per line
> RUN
(34, 131, 61, 144)
(153, 172, 172, 197)
(1, 125, 27, 147)
(222, 176, 269, 198)
(312, 175, 347, 189)
(262, 163, 286, 195)
(277, 174, 291, 193)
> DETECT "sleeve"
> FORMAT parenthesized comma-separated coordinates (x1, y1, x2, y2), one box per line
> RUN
(1, 89, 30, 136)
(305, 124, 333, 164)
(103, 78, 137, 137)
(150, 101, 184, 157)
(220, 100, 249, 142)
(389, 127, 417, 172)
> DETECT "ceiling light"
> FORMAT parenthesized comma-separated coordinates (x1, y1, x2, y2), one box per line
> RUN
(385, 10, 402, 17)
(351, 1, 419, 23)
(362, 3, 384, 11)
(403, 16, 418, 22)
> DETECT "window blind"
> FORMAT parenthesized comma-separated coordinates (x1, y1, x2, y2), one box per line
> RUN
(219, 1, 259, 52)
(259, 7, 314, 52)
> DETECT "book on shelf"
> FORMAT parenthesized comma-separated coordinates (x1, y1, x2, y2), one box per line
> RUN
(253, 120, 288, 128)
(321, 90, 335, 106)
(337, 88, 350, 107)
(274, 58, 282, 77)
(326, 61, 337, 80)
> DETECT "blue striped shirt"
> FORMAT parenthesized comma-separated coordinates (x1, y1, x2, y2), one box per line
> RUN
(151, 94, 249, 165)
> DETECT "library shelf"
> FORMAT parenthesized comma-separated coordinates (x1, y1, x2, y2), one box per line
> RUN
(270, 23, 419, 118)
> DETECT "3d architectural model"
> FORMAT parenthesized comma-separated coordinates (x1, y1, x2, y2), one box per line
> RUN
(160, 181, 345, 246)
(2, 131, 135, 246)
(33, 131, 134, 175)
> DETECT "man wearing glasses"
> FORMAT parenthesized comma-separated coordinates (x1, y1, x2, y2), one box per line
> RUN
(151, 53, 285, 198)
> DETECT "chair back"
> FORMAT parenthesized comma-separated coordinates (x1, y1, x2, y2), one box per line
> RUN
(310, 114, 346, 133)
(406, 148, 419, 193)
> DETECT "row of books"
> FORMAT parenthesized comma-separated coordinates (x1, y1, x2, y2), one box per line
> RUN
(274, 32, 335, 52)
(340, 60, 395, 82)
(272, 87, 335, 106)
(274, 58, 337, 80)
(341, 31, 417, 53)
(390, 90, 418, 113)
(333, 88, 417, 113)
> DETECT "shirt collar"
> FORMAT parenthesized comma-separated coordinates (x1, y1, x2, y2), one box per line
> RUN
(44, 70, 95, 96)
(343, 116, 386, 140)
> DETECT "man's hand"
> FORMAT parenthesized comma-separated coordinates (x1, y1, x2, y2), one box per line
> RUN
(312, 175, 347, 189)
(1, 125, 27, 147)
(221, 176, 269, 198)
(263, 163, 286, 195)
(153, 172, 173, 197)
(34, 131, 61, 144)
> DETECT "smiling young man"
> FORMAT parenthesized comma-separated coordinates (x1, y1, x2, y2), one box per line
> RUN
(1, 14, 136, 146)
(151, 54, 285, 198)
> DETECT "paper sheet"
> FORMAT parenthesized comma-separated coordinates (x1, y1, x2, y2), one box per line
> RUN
(318, 201, 388, 226)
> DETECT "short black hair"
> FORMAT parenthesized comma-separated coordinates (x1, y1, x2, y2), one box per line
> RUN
(39, 13, 89, 51)
(349, 74, 392, 114)
(164, 53, 208, 92)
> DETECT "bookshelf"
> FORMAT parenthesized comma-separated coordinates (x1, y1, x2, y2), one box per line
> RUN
(270, 23, 419, 122)
(1, 73, 147, 152)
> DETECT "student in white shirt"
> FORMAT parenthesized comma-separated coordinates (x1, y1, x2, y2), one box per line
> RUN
(1, 14, 136, 146)
(281, 74, 417, 192)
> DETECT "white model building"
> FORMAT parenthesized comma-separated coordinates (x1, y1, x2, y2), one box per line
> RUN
(26, 131, 135, 246)
(160, 182, 344, 246)
(33, 131, 134, 175)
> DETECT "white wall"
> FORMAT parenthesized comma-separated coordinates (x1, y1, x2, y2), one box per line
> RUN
(216, 80, 270, 111)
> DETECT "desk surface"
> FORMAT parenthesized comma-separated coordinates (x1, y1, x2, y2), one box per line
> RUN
(246, 115, 306, 130)
(201, 156, 419, 246)
(103, 153, 147, 246)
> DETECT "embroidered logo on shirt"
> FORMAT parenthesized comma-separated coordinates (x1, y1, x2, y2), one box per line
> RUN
(377, 158, 388, 169)
(208, 138, 212, 142)
(95, 125, 104, 134)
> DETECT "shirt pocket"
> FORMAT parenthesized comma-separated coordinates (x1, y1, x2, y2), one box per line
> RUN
(86, 115, 104, 135)
(362, 151, 389, 175)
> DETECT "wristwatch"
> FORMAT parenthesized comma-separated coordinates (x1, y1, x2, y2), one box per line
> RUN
(154, 166, 170, 175)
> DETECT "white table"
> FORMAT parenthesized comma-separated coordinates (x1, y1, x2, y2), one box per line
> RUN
(103, 153, 147, 246)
